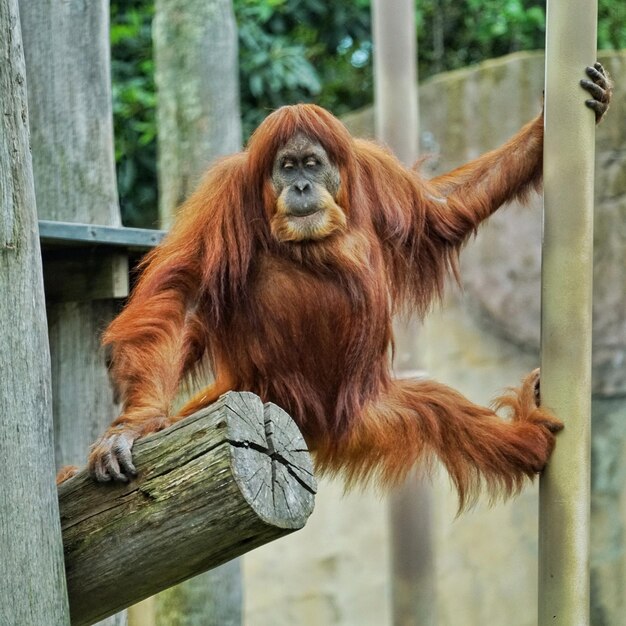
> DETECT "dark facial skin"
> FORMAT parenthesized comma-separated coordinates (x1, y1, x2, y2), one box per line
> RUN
(271, 134, 341, 216)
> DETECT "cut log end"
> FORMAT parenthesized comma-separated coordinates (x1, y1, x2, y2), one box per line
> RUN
(224, 392, 317, 529)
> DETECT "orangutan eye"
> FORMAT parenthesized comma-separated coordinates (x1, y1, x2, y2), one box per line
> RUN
(305, 157, 319, 168)
(282, 159, 295, 170)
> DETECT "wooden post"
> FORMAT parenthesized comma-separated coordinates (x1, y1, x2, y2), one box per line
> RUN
(152, 2, 243, 623)
(60, 393, 316, 626)
(18, 2, 128, 624)
(17, 0, 126, 468)
(154, 0, 242, 227)
(539, 1, 598, 624)
(0, 0, 70, 622)
(372, 2, 437, 625)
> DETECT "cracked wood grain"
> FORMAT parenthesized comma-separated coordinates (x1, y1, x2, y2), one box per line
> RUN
(58, 392, 316, 626)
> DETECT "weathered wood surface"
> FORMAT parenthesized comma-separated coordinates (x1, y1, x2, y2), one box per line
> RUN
(17, 0, 127, 470)
(18, 0, 119, 225)
(60, 392, 316, 626)
(153, 2, 243, 620)
(18, 3, 129, 624)
(0, 1, 70, 623)
(154, 0, 242, 227)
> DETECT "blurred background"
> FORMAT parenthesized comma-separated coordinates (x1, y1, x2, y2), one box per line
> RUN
(112, 0, 625, 230)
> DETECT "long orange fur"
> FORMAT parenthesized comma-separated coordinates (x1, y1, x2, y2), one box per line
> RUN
(99, 104, 560, 509)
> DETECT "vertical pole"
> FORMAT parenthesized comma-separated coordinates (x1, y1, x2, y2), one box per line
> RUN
(18, 2, 128, 624)
(152, 2, 243, 624)
(372, 3, 436, 625)
(539, 1, 597, 624)
(154, 0, 242, 228)
(372, 0, 418, 163)
(0, 0, 70, 622)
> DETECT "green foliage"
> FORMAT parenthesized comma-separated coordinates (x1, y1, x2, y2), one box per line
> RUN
(110, 0, 157, 228)
(417, 0, 546, 75)
(110, 0, 625, 226)
(598, 0, 626, 50)
(236, 0, 373, 136)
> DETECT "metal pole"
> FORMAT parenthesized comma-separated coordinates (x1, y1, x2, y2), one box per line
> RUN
(538, 0, 598, 624)
(372, 3, 436, 625)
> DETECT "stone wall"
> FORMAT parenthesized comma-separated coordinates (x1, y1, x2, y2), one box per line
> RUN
(243, 50, 626, 625)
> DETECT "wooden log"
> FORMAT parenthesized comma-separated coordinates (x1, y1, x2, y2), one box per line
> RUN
(59, 392, 316, 626)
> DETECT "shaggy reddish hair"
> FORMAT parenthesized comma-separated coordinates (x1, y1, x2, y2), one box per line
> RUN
(100, 103, 560, 509)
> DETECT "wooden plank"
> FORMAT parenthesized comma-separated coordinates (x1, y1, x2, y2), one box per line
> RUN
(39, 220, 166, 251)
(59, 393, 316, 626)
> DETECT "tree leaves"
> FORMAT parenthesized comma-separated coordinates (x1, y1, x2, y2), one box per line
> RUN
(110, 0, 624, 228)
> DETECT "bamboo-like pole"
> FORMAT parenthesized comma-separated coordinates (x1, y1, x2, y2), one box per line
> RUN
(372, 3, 436, 625)
(372, 0, 418, 164)
(538, 1, 598, 624)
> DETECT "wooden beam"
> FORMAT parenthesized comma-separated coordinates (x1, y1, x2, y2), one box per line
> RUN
(59, 392, 316, 626)
(39, 220, 166, 251)
(43, 250, 129, 302)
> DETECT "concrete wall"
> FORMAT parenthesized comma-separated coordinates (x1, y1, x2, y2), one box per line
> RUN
(243, 480, 392, 625)
(243, 50, 626, 626)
